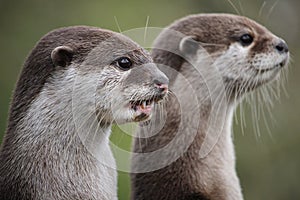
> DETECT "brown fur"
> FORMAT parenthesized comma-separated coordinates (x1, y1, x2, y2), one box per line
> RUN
(131, 14, 289, 200)
(0, 26, 168, 200)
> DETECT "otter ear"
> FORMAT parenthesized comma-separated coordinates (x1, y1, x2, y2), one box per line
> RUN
(51, 46, 74, 67)
(179, 36, 199, 56)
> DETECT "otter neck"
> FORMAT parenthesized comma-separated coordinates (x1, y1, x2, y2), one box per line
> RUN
(131, 66, 243, 200)
(163, 86, 242, 199)
(179, 66, 242, 199)
(18, 68, 112, 152)
(5, 67, 115, 176)
(0, 68, 117, 199)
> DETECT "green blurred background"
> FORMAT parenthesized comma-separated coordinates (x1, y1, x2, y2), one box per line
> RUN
(0, 0, 299, 199)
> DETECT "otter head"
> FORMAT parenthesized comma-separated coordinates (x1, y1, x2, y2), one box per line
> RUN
(49, 26, 168, 126)
(177, 14, 289, 99)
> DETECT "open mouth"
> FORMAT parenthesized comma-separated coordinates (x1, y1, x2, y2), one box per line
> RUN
(130, 96, 163, 122)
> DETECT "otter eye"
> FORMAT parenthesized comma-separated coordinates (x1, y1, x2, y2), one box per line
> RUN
(240, 34, 253, 46)
(116, 57, 132, 70)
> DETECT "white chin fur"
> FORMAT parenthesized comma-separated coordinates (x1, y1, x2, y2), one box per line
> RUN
(215, 43, 286, 86)
(113, 108, 152, 124)
(252, 67, 281, 85)
(112, 107, 134, 124)
(252, 52, 288, 71)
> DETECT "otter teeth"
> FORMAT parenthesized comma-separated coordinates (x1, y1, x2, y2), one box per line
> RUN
(141, 100, 153, 109)
(146, 100, 154, 106)
(131, 99, 154, 111)
(142, 101, 146, 109)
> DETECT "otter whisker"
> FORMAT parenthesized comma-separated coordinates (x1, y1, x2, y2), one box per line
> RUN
(70, 109, 100, 148)
(281, 69, 289, 98)
(262, 85, 275, 108)
(258, 1, 267, 20)
(266, 0, 280, 22)
(259, 88, 275, 140)
(144, 16, 150, 45)
(229, 65, 252, 134)
(237, 0, 245, 15)
(225, 0, 241, 15)
(114, 16, 122, 33)
(69, 111, 91, 143)
(262, 86, 276, 124)
(275, 75, 283, 100)
(82, 109, 105, 147)
(137, 127, 143, 152)
(247, 92, 260, 140)
(164, 90, 172, 102)
(239, 101, 247, 135)
(85, 111, 105, 149)
(234, 83, 247, 130)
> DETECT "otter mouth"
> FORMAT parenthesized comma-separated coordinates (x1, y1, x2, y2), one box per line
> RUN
(130, 95, 164, 122)
(275, 60, 286, 68)
(130, 99, 154, 122)
(255, 59, 287, 74)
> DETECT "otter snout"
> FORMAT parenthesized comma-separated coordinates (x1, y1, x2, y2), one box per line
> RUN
(275, 39, 289, 54)
(124, 62, 169, 94)
(149, 64, 169, 102)
(124, 62, 168, 122)
(274, 39, 289, 69)
(153, 68, 169, 95)
(154, 80, 168, 93)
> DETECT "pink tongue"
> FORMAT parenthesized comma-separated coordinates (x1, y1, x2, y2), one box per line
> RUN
(136, 105, 152, 115)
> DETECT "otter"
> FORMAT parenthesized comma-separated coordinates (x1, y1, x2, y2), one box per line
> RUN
(0, 26, 168, 200)
(131, 14, 289, 200)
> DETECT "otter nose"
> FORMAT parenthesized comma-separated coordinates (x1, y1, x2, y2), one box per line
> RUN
(153, 77, 169, 93)
(154, 80, 168, 93)
(275, 40, 288, 53)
